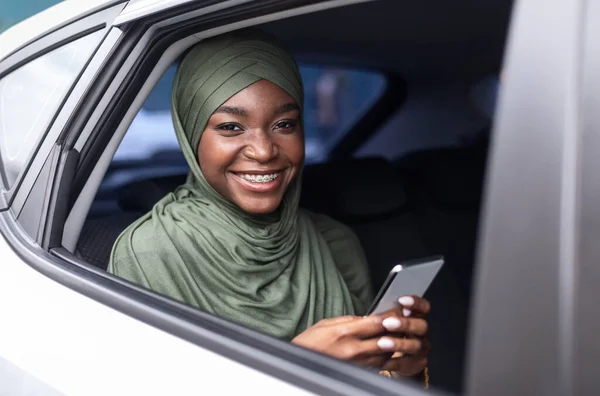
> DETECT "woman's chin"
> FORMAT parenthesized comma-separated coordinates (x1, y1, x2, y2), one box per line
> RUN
(235, 197, 283, 216)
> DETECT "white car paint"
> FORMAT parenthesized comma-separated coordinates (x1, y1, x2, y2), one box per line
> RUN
(0, 228, 313, 396)
(114, 0, 254, 25)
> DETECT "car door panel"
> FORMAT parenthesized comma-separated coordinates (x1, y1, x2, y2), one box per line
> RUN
(467, 0, 588, 394)
(0, 215, 315, 396)
(575, 1, 600, 392)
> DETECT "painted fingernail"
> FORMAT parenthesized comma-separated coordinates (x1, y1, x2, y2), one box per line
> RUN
(382, 317, 402, 330)
(403, 308, 412, 317)
(399, 296, 414, 306)
(377, 337, 395, 351)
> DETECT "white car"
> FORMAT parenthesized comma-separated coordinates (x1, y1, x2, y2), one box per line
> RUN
(0, 0, 597, 395)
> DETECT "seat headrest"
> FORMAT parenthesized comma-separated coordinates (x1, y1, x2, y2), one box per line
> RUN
(300, 157, 407, 219)
(399, 149, 486, 206)
(119, 174, 186, 212)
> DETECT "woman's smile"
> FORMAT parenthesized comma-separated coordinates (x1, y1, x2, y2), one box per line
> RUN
(228, 169, 286, 193)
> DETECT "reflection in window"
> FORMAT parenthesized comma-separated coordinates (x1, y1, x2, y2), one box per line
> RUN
(0, 31, 102, 187)
(300, 67, 386, 162)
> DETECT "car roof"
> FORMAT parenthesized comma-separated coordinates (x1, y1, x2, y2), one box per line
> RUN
(263, 0, 513, 81)
(0, 0, 118, 62)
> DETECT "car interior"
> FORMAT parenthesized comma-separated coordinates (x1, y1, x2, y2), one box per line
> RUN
(67, 0, 513, 393)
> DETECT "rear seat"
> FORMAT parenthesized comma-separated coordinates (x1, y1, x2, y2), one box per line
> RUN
(302, 158, 468, 393)
(396, 147, 487, 306)
(300, 158, 426, 289)
(77, 156, 467, 393)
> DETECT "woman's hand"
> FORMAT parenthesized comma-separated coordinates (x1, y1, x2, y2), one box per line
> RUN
(291, 295, 431, 376)
(381, 295, 431, 377)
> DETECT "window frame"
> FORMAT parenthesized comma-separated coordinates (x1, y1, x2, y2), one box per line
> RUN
(575, 0, 600, 393)
(0, 3, 126, 210)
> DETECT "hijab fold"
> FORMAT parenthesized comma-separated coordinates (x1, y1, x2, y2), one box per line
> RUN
(108, 30, 372, 339)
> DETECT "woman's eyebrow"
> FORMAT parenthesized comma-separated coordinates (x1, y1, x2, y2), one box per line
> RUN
(275, 103, 300, 115)
(215, 106, 248, 116)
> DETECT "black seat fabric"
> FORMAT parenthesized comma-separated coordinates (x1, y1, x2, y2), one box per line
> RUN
(77, 211, 145, 270)
(397, 147, 486, 303)
(300, 158, 428, 289)
(393, 147, 487, 394)
(306, 157, 467, 393)
(118, 174, 186, 213)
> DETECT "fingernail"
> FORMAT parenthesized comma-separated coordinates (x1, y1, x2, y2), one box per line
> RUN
(399, 296, 414, 306)
(382, 317, 402, 330)
(403, 308, 412, 317)
(377, 337, 395, 351)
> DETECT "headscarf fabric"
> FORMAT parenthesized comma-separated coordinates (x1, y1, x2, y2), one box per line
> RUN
(108, 30, 372, 339)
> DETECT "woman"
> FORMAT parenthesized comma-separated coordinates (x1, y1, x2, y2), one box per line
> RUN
(109, 30, 430, 380)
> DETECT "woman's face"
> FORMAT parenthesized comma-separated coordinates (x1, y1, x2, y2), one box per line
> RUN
(198, 80, 304, 215)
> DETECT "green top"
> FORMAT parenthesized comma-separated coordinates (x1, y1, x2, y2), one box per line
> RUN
(108, 30, 373, 339)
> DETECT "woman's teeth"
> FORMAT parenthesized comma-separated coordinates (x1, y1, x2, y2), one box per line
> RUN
(238, 173, 280, 183)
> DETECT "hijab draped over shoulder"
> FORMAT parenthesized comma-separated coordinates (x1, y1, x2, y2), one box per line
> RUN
(108, 30, 373, 339)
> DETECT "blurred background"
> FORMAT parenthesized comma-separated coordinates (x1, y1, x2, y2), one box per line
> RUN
(0, 0, 60, 33)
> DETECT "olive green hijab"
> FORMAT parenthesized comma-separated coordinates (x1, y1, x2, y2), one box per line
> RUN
(108, 30, 372, 339)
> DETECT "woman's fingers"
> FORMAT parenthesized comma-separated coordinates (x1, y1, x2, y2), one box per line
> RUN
(315, 315, 361, 327)
(338, 314, 427, 339)
(374, 336, 423, 354)
(347, 336, 422, 360)
(381, 355, 428, 376)
(338, 315, 388, 338)
(398, 296, 431, 317)
(380, 315, 428, 337)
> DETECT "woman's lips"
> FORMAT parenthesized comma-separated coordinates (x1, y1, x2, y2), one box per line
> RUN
(229, 170, 285, 193)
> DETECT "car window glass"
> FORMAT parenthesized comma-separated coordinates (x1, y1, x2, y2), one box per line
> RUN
(0, 30, 103, 188)
(114, 64, 386, 165)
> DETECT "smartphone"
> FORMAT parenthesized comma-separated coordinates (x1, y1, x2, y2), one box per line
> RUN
(367, 256, 444, 315)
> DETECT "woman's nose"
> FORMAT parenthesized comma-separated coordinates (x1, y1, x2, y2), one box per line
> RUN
(243, 132, 278, 163)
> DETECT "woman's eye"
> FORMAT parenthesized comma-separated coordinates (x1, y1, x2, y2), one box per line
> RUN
(274, 120, 297, 131)
(216, 123, 243, 132)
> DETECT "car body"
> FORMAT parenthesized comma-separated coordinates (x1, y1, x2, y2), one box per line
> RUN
(0, 0, 598, 395)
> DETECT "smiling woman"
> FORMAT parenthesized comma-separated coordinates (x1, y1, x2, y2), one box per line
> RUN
(108, 29, 431, 381)
(198, 80, 304, 215)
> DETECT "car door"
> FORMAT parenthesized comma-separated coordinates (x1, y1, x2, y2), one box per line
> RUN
(2, 0, 598, 395)
(467, 0, 599, 394)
